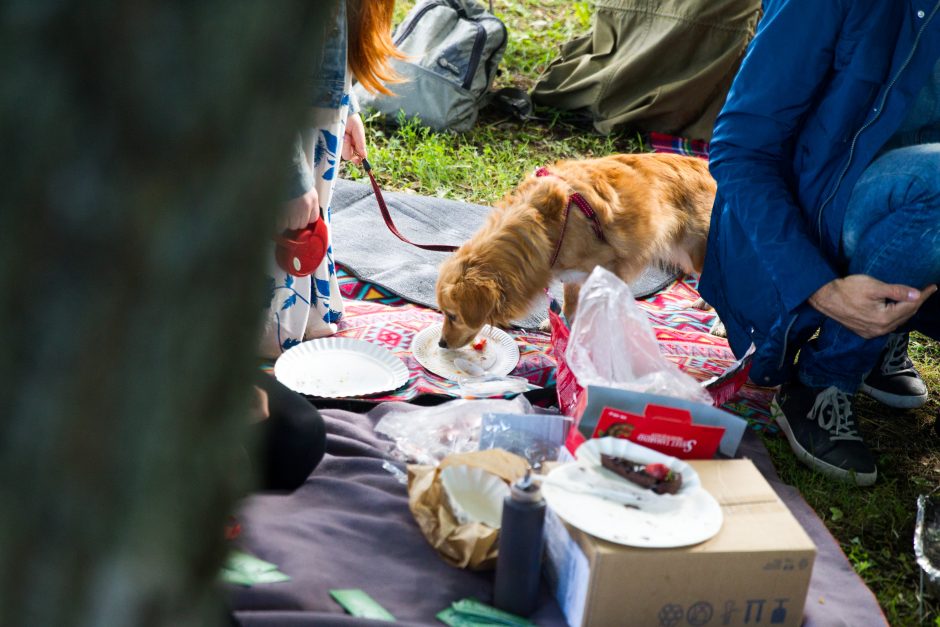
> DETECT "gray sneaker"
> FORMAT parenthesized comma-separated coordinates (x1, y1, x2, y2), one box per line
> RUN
(771, 383, 877, 486)
(859, 333, 928, 409)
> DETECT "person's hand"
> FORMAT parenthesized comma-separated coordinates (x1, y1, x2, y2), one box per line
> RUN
(278, 187, 319, 232)
(809, 274, 937, 338)
(342, 112, 367, 165)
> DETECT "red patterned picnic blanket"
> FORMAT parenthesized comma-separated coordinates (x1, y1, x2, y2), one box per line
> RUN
(332, 265, 776, 431)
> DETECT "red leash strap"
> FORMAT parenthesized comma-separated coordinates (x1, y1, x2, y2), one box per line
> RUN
(361, 158, 459, 253)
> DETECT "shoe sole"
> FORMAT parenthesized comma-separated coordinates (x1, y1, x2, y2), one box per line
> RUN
(770, 399, 878, 487)
(858, 383, 928, 409)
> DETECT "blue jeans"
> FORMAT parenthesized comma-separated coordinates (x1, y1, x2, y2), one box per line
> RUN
(799, 144, 940, 392)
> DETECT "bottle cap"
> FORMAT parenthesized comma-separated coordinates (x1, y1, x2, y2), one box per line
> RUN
(510, 470, 543, 503)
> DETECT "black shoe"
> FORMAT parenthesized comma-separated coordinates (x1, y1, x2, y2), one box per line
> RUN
(771, 383, 877, 486)
(859, 333, 928, 409)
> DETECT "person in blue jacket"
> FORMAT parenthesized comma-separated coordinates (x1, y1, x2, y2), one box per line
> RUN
(700, 0, 940, 486)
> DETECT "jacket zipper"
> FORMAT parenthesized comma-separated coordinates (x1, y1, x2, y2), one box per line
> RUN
(394, 1, 444, 46)
(815, 0, 940, 239)
(778, 313, 800, 371)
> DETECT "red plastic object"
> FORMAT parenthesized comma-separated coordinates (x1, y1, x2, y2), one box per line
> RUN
(275, 216, 328, 277)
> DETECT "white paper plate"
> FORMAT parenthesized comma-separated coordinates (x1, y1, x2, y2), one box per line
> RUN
(411, 323, 519, 381)
(542, 438, 722, 548)
(274, 337, 408, 398)
(439, 465, 509, 528)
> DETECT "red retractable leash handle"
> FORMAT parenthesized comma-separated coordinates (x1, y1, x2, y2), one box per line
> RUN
(274, 213, 329, 277)
(360, 157, 459, 253)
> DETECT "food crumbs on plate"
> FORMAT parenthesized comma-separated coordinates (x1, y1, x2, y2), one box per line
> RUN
(471, 337, 487, 351)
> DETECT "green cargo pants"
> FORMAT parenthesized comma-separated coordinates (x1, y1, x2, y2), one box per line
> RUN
(532, 0, 761, 141)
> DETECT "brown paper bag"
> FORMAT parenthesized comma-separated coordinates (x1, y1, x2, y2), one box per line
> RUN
(407, 449, 529, 570)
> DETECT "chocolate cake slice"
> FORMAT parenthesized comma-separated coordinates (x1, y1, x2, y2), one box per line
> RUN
(600, 454, 682, 495)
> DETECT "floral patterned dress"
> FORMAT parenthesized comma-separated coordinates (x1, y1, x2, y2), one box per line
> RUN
(260, 2, 355, 358)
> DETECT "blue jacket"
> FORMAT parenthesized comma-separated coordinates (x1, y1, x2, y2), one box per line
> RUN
(699, 0, 940, 387)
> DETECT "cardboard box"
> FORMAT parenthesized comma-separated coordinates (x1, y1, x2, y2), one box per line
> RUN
(543, 460, 816, 627)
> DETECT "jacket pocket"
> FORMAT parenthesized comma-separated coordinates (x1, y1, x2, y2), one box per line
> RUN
(811, 36, 887, 143)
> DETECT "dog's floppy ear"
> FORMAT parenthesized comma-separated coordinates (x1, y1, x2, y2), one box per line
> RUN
(449, 272, 500, 328)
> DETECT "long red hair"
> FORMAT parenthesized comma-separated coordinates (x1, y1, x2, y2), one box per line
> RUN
(347, 0, 405, 95)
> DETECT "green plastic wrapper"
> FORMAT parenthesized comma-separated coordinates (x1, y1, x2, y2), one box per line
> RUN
(330, 589, 396, 621)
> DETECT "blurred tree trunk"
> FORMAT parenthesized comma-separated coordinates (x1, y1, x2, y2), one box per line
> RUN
(0, 1, 338, 625)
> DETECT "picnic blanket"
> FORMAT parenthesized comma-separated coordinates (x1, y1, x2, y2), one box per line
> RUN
(330, 177, 679, 329)
(228, 403, 886, 626)
(238, 139, 887, 625)
(332, 264, 777, 431)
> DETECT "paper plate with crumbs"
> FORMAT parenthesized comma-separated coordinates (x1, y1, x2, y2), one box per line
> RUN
(274, 337, 408, 398)
(411, 322, 519, 381)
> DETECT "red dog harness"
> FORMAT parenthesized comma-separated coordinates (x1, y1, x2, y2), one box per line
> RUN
(535, 166, 606, 267)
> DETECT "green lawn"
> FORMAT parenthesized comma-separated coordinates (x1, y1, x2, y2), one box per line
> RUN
(347, 2, 940, 624)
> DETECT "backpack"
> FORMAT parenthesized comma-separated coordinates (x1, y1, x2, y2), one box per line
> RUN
(353, 0, 507, 132)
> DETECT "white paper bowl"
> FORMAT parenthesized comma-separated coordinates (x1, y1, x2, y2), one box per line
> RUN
(439, 465, 510, 528)
(576, 437, 700, 494)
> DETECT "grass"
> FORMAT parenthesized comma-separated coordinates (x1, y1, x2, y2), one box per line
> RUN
(347, 2, 940, 624)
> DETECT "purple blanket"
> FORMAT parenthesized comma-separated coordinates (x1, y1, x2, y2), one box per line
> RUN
(229, 403, 885, 626)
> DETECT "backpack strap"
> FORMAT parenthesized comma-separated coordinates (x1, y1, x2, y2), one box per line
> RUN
(491, 87, 534, 120)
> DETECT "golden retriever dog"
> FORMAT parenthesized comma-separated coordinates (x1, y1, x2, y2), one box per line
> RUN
(435, 153, 716, 348)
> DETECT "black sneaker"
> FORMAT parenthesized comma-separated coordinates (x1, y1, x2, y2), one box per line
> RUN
(771, 383, 877, 486)
(859, 333, 928, 409)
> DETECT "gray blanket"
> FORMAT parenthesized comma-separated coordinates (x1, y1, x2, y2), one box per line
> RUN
(331, 179, 678, 328)
(229, 403, 886, 626)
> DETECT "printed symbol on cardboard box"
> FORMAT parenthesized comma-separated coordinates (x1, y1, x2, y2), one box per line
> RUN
(658, 603, 684, 627)
(782, 558, 794, 571)
(763, 558, 781, 570)
(744, 599, 766, 623)
(770, 599, 789, 624)
(721, 601, 739, 625)
(686, 601, 714, 625)
(799, 558, 810, 570)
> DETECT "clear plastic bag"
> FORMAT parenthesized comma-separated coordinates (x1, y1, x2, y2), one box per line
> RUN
(375, 396, 533, 465)
(458, 374, 534, 398)
(566, 266, 712, 404)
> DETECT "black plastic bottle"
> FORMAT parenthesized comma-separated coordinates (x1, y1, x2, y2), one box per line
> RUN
(493, 472, 547, 617)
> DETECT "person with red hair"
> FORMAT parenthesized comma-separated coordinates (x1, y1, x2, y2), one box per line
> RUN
(260, 0, 403, 358)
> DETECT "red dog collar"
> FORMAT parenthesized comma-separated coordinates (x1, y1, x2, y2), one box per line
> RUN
(535, 167, 606, 267)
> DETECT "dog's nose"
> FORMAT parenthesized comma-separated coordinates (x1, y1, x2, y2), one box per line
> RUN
(438, 338, 448, 349)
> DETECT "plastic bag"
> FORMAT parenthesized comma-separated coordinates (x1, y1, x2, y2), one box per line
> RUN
(375, 397, 533, 466)
(478, 412, 570, 470)
(566, 266, 712, 404)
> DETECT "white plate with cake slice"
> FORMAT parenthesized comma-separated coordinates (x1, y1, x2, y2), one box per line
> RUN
(541, 438, 722, 548)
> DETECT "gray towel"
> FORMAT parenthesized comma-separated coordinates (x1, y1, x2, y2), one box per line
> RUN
(331, 178, 678, 328)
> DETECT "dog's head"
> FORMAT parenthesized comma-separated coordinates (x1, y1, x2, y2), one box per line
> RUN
(435, 258, 500, 349)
